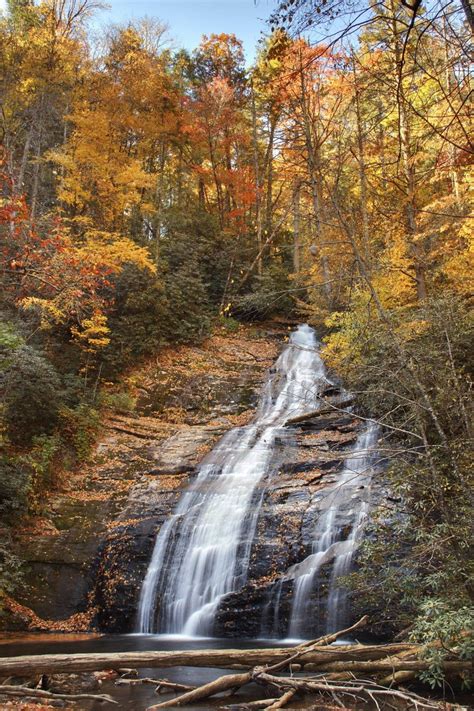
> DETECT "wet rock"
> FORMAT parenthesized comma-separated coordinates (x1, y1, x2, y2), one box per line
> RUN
(146, 425, 224, 474)
(6, 325, 394, 641)
(93, 518, 157, 632)
(87, 329, 282, 632)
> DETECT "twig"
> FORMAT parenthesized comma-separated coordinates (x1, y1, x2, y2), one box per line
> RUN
(116, 677, 195, 693)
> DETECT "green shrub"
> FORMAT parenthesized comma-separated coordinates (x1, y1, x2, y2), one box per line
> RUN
(232, 266, 293, 321)
(0, 540, 23, 615)
(162, 262, 212, 342)
(24, 434, 61, 509)
(0, 455, 31, 518)
(2, 346, 63, 444)
(215, 315, 240, 333)
(334, 293, 473, 675)
(101, 389, 137, 413)
(103, 265, 169, 371)
(0, 322, 24, 371)
(411, 600, 474, 688)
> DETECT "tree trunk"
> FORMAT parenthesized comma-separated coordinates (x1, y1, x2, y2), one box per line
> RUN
(0, 643, 418, 677)
(351, 54, 371, 265)
(293, 180, 301, 273)
(251, 80, 263, 276)
(17, 121, 33, 195)
(30, 97, 45, 222)
(285, 396, 354, 425)
(265, 119, 276, 233)
(389, 0, 427, 300)
(297, 48, 332, 304)
(460, 0, 474, 33)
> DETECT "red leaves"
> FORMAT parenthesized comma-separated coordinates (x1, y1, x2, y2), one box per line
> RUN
(0, 176, 112, 338)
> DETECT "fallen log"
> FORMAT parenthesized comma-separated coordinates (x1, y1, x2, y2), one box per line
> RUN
(147, 671, 252, 710)
(296, 615, 368, 649)
(247, 674, 444, 710)
(146, 667, 446, 711)
(302, 660, 471, 673)
(266, 688, 296, 709)
(2, 615, 470, 711)
(284, 397, 354, 426)
(225, 700, 281, 710)
(152, 666, 456, 711)
(379, 669, 417, 686)
(0, 684, 117, 705)
(137, 615, 468, 711)
(0, 643, 416, 676)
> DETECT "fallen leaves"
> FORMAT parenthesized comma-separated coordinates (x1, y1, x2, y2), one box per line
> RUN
(105, 517, 143, 531)
(16, 518, 60, 537)
(225, 408, 255, 426)
(4, 597, 97, 633)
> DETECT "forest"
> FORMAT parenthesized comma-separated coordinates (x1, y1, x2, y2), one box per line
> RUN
(0, 0, 472, 708)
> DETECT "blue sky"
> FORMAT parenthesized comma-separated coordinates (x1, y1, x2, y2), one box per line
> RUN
(96, 0, 275, 62)
(0, 0, 275, 61)
(0, 0, 275, 60)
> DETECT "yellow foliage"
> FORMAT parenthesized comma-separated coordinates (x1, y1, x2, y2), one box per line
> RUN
(371, 230, 418, 309)
(78, 231, 157, 275)
(396, 319, 431, 341)
(322, 306, 366, 377)
(20, 297, 66, 327)
(16, 226, 154, 354)
(442, 230, 474, 298)
(71, 312, 111, 352)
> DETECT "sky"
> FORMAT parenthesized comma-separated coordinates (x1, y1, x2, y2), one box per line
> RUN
(0, 0, 275, 62)
(98, 0, 275, 60)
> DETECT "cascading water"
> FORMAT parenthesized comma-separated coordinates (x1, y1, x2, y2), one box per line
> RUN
(265, 422, 379, 639)
(137, 324, 331, 635)
(325, 424, 378, 634)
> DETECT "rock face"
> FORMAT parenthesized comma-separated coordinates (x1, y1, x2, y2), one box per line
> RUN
(93, 421, 229, 631)
(212, 415, 367, 639)
(7, 324, 393, 637)
(6, 326, 281, 630)
(93, 336, 386, 637)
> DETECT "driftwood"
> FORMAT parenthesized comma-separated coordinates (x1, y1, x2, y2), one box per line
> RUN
(0, 646, 469, 678)
(265, 688, 296, 709)
(1, 616, 471, 711)
(0, 644, 418, 676)
(0, 683, 117, 704)
(147, 671, 252, 709)
(145, 619, 372, 710)
(144, 666, 459, 711)
(284, 396, 354, 426)
(143, 617, 470, 711)
(225, 701, 281, 710)
(116, 677, 196, 694)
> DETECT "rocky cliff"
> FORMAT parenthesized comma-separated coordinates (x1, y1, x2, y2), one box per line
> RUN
(6, 323, 393, 637)
(5, 324, 280, 630)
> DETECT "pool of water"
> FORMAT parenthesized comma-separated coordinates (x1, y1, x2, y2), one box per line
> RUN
(0, 633, 299, 710)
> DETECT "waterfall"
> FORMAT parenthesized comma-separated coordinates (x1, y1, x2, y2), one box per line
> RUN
(275, 422, 379, 639)
(325, 425, 378, 633)
(137, 324, 331, 635)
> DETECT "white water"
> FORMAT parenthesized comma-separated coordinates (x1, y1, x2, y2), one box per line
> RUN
(284, 422, 378, 638)
(137, 324, 331, 635)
